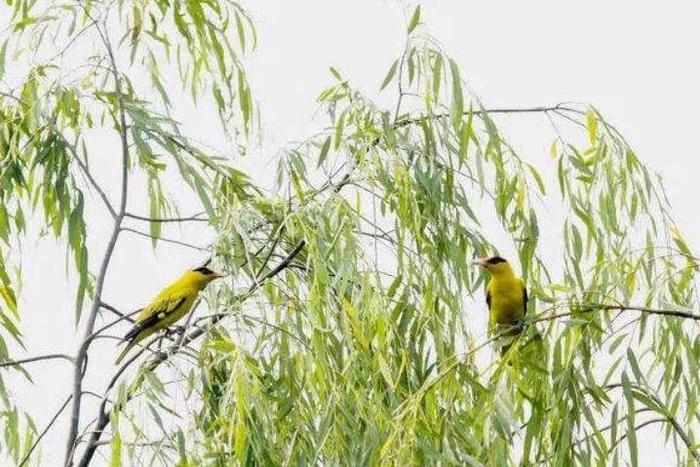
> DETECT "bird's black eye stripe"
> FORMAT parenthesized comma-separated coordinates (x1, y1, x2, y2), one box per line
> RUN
(193, 266, 213, 275)
(487, 256, 507, 265)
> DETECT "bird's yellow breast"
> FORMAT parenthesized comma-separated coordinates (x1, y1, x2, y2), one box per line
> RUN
(488, 276, 526, 326)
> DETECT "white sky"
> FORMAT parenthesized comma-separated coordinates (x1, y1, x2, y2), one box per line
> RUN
(5, 1, 699, 465)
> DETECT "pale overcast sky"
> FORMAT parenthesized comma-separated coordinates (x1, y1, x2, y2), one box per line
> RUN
(5, 1, 699, 465)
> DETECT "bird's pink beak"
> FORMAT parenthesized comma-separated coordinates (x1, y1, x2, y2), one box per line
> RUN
(211, 271, 226, 279)
(471, 257, 488, 268)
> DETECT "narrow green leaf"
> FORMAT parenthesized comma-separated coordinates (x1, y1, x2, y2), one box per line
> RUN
(586, 109, 598, 145)
(317, 136, 331, 168)
(527, 164, 547, 195)
(407, 5, 421, 33)
(0, 40, 8, 79)
(448, 59, 464, 129)
(621, 372, 638, 467)
(379, 59, 398, 91)
(110, 414, 121, 467)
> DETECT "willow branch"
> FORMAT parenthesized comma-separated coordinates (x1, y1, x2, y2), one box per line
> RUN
(0, 354, 74, 368)
(65, 9, 131, 465)
(54, 129, 117, 218)
(124, 212, 209, 223)
(603, 383, 700, 462)
(99, 302, 135, 324)
(393, 103, 587, 130)
(120, 227, 209, 252)
(20, 395, 73, 467)
(529, 303, 700, 324)
(600, 304, 700, 321)
(609, 418, 667, 453)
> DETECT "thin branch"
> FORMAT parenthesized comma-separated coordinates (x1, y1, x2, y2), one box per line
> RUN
(89, 309, 143, 343)
(664, 412, 700, 463)
(600, 304, 700, 321)
(0, 353, 74, 368)
(20, 395, 73, 467)
(55, 129, 117, 219)
(120, 227, 209, 252)
(76, 345, 152, 467)
(92, 439, 175, 448)
(124, 212, 209, 223)
(573, 408, 653, 447)
(235, 313, 310, 350)
(99, 302, 135, 324)
(529, 303, 700, 324)
(603, 383, 700, 462)
(0, 91, 23, 103)
(608, 418, 667, 453)
(393, 48, 407, 122)
(393, 103, 587, 130)
(65, 8, 131, 465)
(254, 227, 284, 279)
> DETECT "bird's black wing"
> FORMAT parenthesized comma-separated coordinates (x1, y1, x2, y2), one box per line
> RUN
(523, 287, 528, 316)
(123, 296, 187, 342)
(486, 289, 492, 311)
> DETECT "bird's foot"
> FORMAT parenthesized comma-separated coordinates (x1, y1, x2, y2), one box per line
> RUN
(165, 325, 186, 338)
(515, 319, 525, 332)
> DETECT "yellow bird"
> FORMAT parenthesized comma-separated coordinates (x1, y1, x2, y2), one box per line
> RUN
(473, 256, 528, 350)
(115, 266, 223, 364)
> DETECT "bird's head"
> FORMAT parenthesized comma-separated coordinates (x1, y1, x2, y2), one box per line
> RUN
(186, 266, 225, 289)
(472, 256, 513, 276)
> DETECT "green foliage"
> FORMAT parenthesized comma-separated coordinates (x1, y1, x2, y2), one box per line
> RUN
(179, 25, 698, 467)
(0, 2, 698, 466)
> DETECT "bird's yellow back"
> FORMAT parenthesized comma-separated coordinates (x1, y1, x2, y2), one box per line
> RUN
(136, 271, 209, 325)
(486, 264, 526, 327)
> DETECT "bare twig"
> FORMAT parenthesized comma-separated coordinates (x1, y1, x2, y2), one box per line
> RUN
(20, 395, 73, 467)
(393, 103, 587, 130)
(600, 304, 700, 321)
(124, 212, 209, 223)
(120, 227, 209, 252)
(609, 418, 667, 453)
(65, 10, 131, 465)
(0, 354, 74, 368)
(55, 130, 117, 218)
(75, 345, 152, 467)
(529, 303, 700, 324)
(603, 383, 700, 462)
(99, 302, 135, 324)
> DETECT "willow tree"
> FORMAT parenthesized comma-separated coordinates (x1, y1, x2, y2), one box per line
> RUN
(0, 2, 697, 466)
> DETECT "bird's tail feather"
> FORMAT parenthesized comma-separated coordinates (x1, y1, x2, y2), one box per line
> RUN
(114, 340, 137, 365)
(123, 323, 142, 342)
